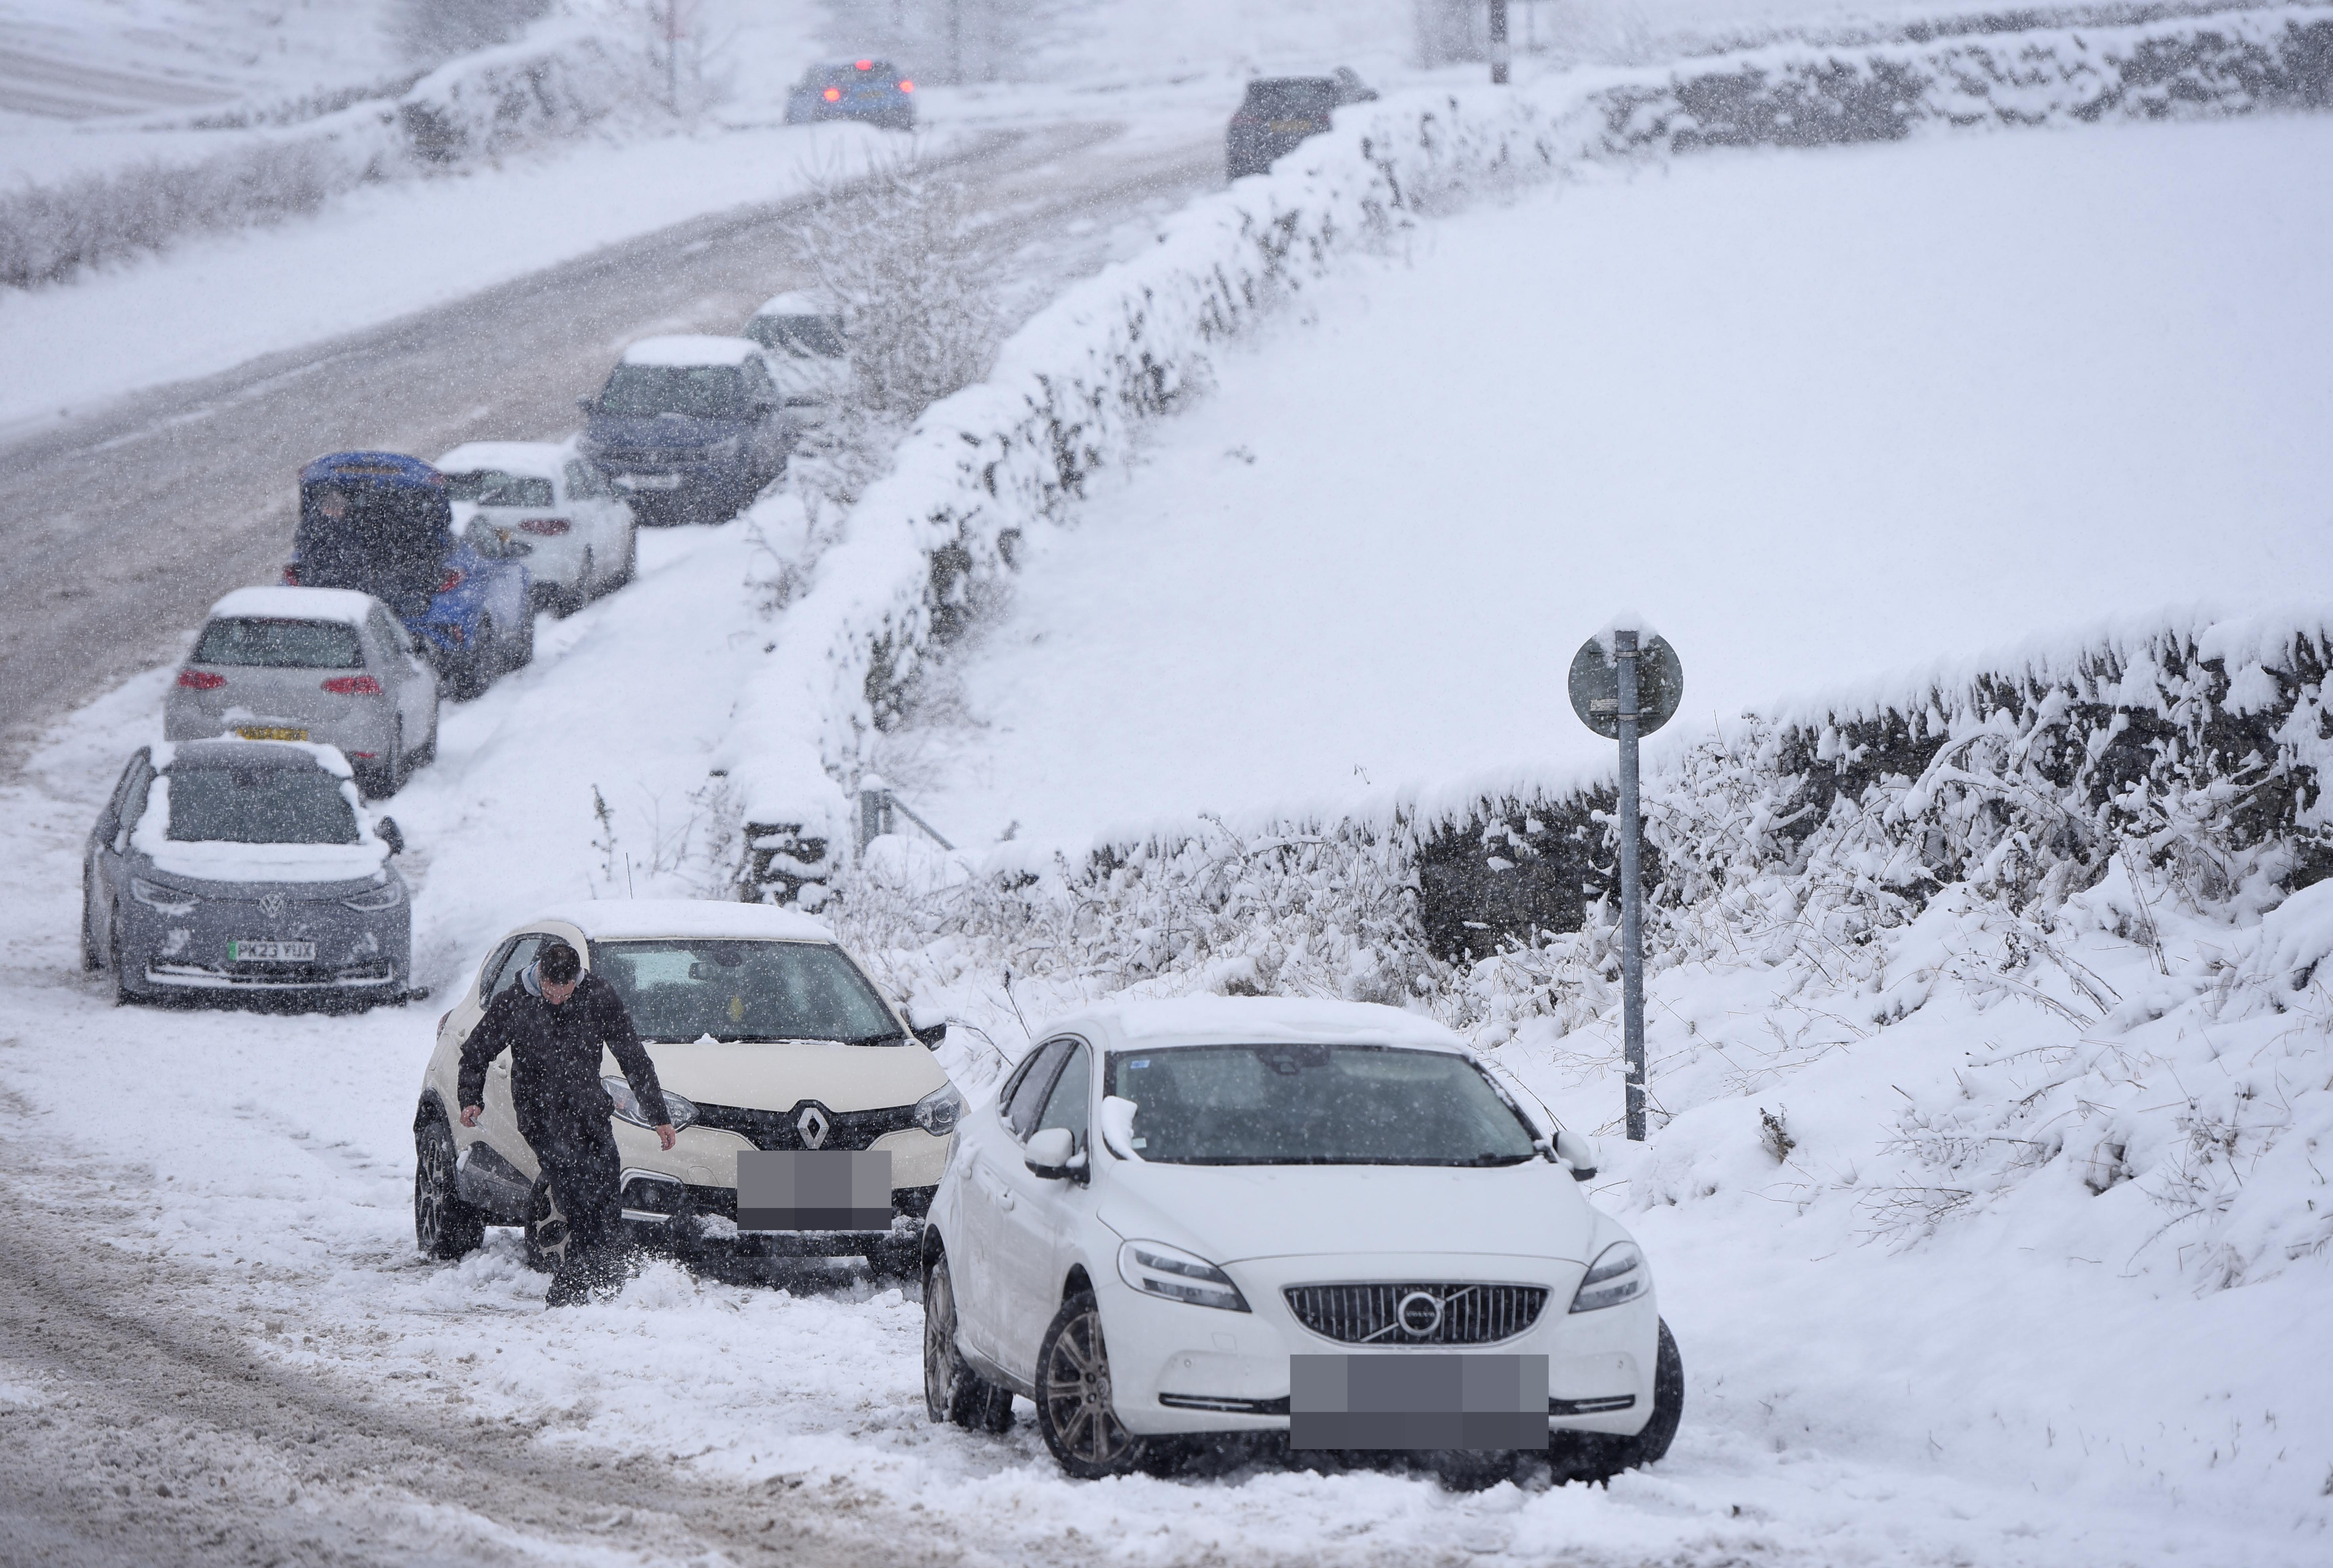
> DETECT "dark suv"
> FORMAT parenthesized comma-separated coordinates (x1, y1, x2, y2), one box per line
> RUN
(1227, 68, 1377, 179)
(577, 336, 794, 524)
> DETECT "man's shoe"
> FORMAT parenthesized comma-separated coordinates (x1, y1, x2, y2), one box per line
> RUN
(545, 1271, 589, 1307)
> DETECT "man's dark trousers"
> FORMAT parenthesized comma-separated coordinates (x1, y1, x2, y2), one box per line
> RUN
(538, 1118, 627, 1299)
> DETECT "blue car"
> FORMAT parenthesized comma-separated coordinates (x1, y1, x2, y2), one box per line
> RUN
(784, 59, 915, 130)
(284, 452, 532, 700)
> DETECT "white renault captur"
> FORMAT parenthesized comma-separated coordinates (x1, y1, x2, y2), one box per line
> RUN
(413, 900, 960, 1275)
(922, 996, 1681, 1479)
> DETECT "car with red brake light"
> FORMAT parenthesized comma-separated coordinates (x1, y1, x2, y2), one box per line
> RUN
(785, 59, 915, 130)
(436, 440, 637, 617)
(164, 586, 440, 798)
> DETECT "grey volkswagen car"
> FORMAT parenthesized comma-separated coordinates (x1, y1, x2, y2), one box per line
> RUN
(82, 739, 411, 1007)
(164, 586, 440, 799)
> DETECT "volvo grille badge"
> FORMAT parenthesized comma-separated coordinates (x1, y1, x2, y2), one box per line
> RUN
(1396, 1290, 1443, 1337)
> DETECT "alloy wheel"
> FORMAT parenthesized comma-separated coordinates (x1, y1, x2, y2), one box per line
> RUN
(1040, 1300, 1138, 1473)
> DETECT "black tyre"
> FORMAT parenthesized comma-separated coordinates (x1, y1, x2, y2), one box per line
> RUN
(109, 903, 142, 1006)
(522, 1173, 570, 1275)
(1559, 1318, 1684, 1482)
(414, 1113, 485, 1259)
(505, 606, 534, 671)
(923, 1252, 1013, 1431)
(450, 617, 494, 700)
(610, 523, 637, 588)
(1035, 1290, 1144, 1478)
(80, 866, 101, 972)
(564, 550, 593, 616)
(359, 719, 402, 800)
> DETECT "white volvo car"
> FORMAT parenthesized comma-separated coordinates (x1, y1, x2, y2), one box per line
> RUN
(922, 997, 1681, 1479)
(413, 901, 960, 1275)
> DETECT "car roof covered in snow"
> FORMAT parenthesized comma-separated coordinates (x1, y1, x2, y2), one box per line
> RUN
(433, 441, 568, 478)
(206, 585, 377, 625)
(527, 899, 840, 944)
(153, 737, 355, 777)
(753, 291, 837, 318)
(619, 335, 763, 368)
(1034, 996, 1472, 1055)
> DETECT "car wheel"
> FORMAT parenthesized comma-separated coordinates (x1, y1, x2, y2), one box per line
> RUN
(1558, 1318, 1684, 1483)
(611, 522, 637, 588)
(522, 1174, 570, 1275)
(1035, 1290, 1144, 1478)
(506, 604, 534, 671)
(451, 617, 494, 700)
(415, 1113, 485, 1260)
(565, 550, 593, 616)
(109, 902, 142, 1005)
(923, 1251, 1013, 1431)
(359, 719, 402, 800)
(80, 865, 101, 972)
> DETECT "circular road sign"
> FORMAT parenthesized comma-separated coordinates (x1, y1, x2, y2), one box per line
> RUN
(1568, 633, 1684, 739)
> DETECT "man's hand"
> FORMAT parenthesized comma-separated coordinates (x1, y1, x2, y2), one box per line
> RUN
(656, 1123, 677, 1151)
(459, 1105, 482, 1128)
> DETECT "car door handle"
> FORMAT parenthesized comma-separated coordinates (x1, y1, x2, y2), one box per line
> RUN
(997, 1190, 1016, 1211)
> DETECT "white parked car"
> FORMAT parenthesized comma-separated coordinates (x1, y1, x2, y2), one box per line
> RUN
(922, 997, 1682, 1480)
(435, 440, 638, 615)
(743, 290, 848, 419)
(413, 900, 959, 1276)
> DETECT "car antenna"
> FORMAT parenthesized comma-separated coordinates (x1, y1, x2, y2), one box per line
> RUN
(1001, 968, 1033, 1044)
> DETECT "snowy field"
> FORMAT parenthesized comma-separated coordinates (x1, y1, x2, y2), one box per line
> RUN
(890, 112, 2333, 852)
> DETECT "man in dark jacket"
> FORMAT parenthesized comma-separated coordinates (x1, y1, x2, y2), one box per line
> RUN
(458, 940, 674, 1306)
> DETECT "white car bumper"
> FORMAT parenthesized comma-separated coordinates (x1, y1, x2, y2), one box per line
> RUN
(1091, 1250, 1659, 1443)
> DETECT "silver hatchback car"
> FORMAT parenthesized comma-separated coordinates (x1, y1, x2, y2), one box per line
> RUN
(82, 739, 412, 1007)
(164, 587, 440, 798)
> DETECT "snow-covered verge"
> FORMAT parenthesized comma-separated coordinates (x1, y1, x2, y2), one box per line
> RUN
(0, 16, 670, 290)
(719, 3, 2333, 878)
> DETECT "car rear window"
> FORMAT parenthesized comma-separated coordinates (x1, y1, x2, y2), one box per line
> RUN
(1243, 79, 1336, 117)
(598, 364, 745, 419)
(444, 470, 555, 508)
(591, 939, 901, 1044)
(192, 618, 363, 670)
(750, 314, 846, 359)
(165, 764, 359, 845)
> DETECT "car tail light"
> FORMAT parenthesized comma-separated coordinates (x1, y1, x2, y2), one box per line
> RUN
(518, 517, 570, 535)
(855, 58, 871, 70)
(322, 675, 381, 695)
(898, 80, 913, 92)
(280, 564, 300, 585)
(823, 86, 841, 102)
(176, 669, 225, 690)
(436, 568, 465, 594)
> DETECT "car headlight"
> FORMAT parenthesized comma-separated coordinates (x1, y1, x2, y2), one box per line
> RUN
(1117, 1240, 1250, 1313)
(912, 1081, 964, 1136)
(604, 1075, 698, 1131)
(130, 877, 197, 915)
(1569, 1241, 1647, 1313)
(341, 879, 404, 912)
(704, 436, 742, 461)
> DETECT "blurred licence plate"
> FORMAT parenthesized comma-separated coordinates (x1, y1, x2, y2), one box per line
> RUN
(617, 474, 683, 490)
(1269, 118, 1315, 133)
(230, 939, 314, 962)
(236, 726, 307, 741)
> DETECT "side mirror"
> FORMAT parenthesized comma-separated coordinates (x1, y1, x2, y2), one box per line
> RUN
(907, 1000, 947, 1050)
(576, 394, 595, 412)
(1025, 1126, 1077, 1181)
(1553, 1129, 1600, 1182)
(376, 817, 405, 856)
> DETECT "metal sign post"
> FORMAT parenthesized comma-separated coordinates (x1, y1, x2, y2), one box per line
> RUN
(1568, 626, 1684, 1142)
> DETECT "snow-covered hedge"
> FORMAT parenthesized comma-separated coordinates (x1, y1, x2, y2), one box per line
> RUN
(725, 4, 2333, 868)
(0, 20, 657, 290)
